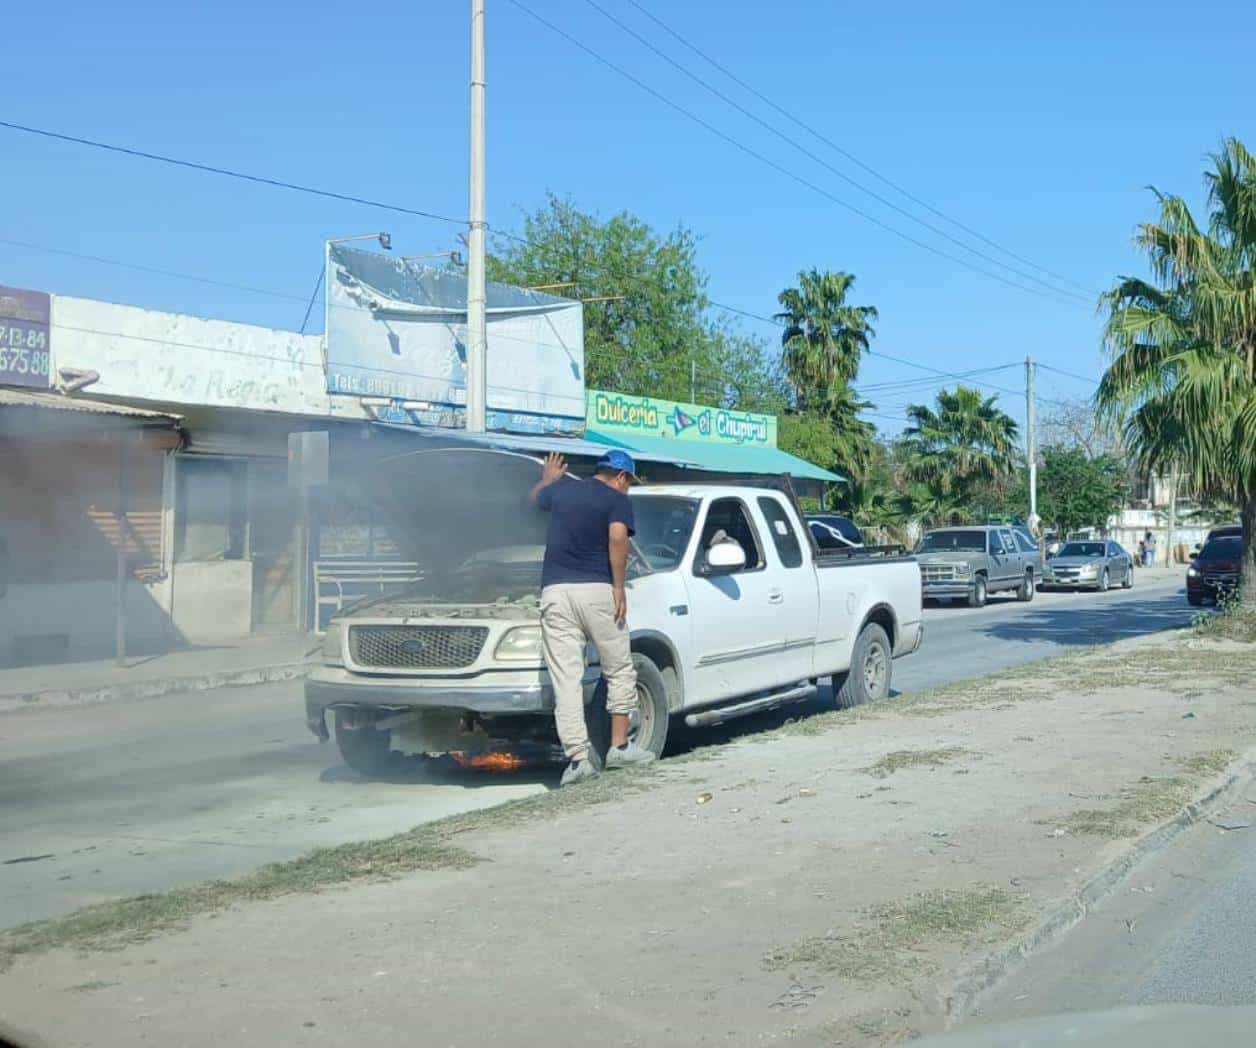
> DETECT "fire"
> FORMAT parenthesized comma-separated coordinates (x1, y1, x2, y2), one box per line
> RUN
(451, 750, 526, 772)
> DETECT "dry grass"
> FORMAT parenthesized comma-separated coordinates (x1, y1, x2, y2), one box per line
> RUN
(865, 747, 967, 778)
(763, 887, 1026, 984)
(1180, 748, 1238, 776)
(1062, 776, 1195, 838)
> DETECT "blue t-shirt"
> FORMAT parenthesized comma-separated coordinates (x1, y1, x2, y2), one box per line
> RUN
(536, 478, 635, 588)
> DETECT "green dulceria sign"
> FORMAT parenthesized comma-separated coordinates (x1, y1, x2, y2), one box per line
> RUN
(586, 390, 777, 447)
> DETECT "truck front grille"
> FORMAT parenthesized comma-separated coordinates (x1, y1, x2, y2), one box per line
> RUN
(348, 625, 489, 670)
(922, 564, 957, 583)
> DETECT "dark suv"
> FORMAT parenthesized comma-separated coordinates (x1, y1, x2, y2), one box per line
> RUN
(1187, 533, 1243, 606)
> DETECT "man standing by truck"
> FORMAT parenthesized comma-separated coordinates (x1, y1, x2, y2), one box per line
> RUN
(529, 450, 655, 786)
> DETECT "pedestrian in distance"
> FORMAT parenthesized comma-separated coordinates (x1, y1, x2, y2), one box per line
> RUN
(1138, 539, 1146, 567)
(1144, 530, 1156, 567)
(529, 450, 656, 787)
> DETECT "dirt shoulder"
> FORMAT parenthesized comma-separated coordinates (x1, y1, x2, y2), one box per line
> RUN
(3, 630, 1255, 1047)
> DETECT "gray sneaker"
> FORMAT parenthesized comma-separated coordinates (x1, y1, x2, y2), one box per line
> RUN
(560, 757, 600, 787)
(605, 741, 657, 769)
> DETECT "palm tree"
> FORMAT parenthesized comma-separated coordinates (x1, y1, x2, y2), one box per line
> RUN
(901, 386, 1020, 507)
(776, 269, 877, 406)
(1097, 138, 1256, 602)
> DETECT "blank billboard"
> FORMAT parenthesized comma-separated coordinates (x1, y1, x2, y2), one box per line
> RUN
(324, 245, 584, 433)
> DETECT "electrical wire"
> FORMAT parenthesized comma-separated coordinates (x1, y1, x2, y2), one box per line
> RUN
(582, 0, 1091, 303)
(622, 0, 1096, 297)
(0, 120, 467, 227)
(505, 0, 1086, 310)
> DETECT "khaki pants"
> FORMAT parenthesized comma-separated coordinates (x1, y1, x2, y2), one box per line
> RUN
(540, 583, 637, 762)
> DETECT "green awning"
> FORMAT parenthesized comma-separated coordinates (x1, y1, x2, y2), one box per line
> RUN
(585, 430, 844, 483)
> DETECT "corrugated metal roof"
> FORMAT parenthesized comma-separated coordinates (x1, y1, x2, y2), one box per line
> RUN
(0, 387, 181, 422)
(585, 430, 845, 483)
(371, 422, 697, 464)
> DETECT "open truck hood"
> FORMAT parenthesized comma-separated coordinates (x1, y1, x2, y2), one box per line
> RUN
(366, 446, 549, 567)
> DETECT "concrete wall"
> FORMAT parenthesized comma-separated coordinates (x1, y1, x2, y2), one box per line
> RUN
(0, 578, 179, 665)
(51, 296, 330, 416)
(170, 561, 254, 642)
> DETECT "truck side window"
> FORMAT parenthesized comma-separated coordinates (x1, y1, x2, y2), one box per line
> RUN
(989, 532, 1004, 555)
(756, 497, 803, 569)
(698, 498, 763, 573)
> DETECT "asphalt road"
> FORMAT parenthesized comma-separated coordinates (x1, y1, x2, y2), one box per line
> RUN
(0, 574, 1189, 931)
(966, 774, 1256, 1026)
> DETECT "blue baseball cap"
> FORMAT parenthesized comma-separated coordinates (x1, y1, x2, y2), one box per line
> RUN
(593, 449, 638, 479)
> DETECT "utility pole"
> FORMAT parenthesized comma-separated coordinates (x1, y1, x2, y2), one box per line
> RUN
(1165, 472, 1177, 567)
(1025, 356, 1038, 534)
(465, 0, 488, 433)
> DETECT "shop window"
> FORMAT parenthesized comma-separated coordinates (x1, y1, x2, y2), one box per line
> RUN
(175, 458, 246, 561)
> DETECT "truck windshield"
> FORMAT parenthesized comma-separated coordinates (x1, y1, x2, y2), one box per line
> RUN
(1200, 536, 1241, 560)
(919, 530, 986, 553)
(631, 495, 700, 571)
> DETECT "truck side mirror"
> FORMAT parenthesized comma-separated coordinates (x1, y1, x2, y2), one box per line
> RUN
(704, 540, 746, 576)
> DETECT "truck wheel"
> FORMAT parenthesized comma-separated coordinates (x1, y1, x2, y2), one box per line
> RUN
(832, 622, 892, 709)
(1017, 570, 1035, 602)
(1187, 592, 1203, 607)
(586, 653, 671, 761)
(968, 575, 988, 608)
(334, 709, 393, 777)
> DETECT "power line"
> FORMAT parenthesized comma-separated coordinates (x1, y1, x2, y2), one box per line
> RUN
(0, 119, 468, 228)
(505, 0, 1086, 310)
(1035, 361, 1099, 385)
(623, 0, 1096, 298)
(582, 0, 1091, 304)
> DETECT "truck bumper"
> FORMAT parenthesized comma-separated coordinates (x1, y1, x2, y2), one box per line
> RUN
(304, 665, 599, 740)
(922, 582, 973, 599)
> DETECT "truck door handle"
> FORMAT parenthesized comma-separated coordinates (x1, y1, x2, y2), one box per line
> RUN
(768, 589, 784, 604)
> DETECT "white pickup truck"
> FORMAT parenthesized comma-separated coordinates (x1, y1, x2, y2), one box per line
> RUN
(306, 448, 923, 774)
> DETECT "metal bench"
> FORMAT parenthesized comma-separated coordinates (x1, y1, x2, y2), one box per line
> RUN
(313, 560, 422, 631)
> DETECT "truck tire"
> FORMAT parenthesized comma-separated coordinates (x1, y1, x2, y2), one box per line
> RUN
(334, 709, 393, 777)
(968, 574, 988, 608)
(1017, 570, 1035, 602)
(832, 622, 892, 709)
(586, 652, 671, 761)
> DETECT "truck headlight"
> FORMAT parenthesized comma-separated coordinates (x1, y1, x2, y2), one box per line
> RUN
(495, 625, 543, 661)
(954, 563, 971, 578)
(1187, 566, 1200, 578)
(321, 621, 344, 665)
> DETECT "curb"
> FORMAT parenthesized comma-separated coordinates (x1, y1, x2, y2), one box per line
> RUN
(940, 758, 1253, 1023)
(0, 661, 310, 715)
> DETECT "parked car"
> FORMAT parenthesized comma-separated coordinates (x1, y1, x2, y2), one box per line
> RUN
(1187, 533, 1243, 606)
(806, 514, 863, 551)
(915, 525, 1042, 607)
(1039, 540, 1133, 591)
(307, 448, 924, 775)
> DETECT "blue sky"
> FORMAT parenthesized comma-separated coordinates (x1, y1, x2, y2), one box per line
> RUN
(3, 0, 1253, 433)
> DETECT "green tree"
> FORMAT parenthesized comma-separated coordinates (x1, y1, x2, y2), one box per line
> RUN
(487, 194, 769, 404)
(775, 269, 878, 405)
(900, 386, 1020, 511)
(1097, 139, 1256, 601)
(1035, 446, 1128, 536)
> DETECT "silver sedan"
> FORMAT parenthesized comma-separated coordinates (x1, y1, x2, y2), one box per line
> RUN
(1039, 540, 1134, 592)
